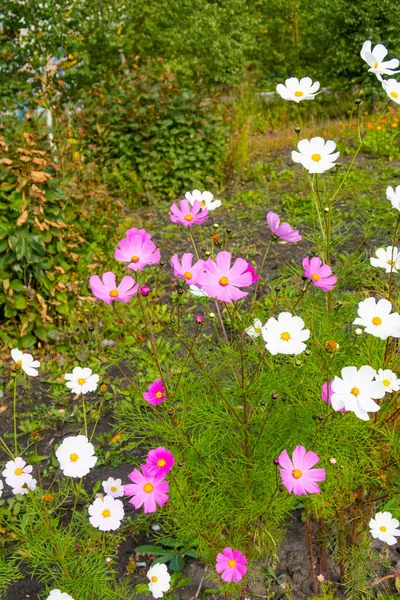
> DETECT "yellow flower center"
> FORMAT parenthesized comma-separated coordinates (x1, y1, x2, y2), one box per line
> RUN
(78, 378, 86, 385)
(294, 90, 304, 97)
(16, 360, 22, 367)
(155, 391, 164, 399)
(383, 379, 391, 387)
(15, 467, 23, 475)
(292, 469, 302, 479)
(102, 509, 111, 518)
(372, 316, 382, 326)
(391, 91, 399, 99)
(109, 289, 119, 297)
(387, 259, 394, 265)
(311, 273, 320, 281)
(151, 576, 158, 583)
(380, 525, 387, 532)
(280, 331, 291, 341)
(184, 271, 193, 279)
(219, 276, 229, 286)
(111, 486, 117, 492)
(157, 459, 167, 467)
(254, 327, 261, 333)
(311, 153, 322, 162)
(350, 387, 360, 397)
(144, 483, 154, 493)
(200, 200, 206, 207)
(131, 255, 139, 263)
(70, 453, 79, 462)
(374, 61, 379, 69)
(184, 214, 194, 221)
(228, 559, 237, 568)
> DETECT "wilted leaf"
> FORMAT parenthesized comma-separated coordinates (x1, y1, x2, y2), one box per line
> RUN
(16, 210, 28, 226)
(31, 171, 51, 184)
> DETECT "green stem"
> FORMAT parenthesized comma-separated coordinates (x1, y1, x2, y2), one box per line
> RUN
(13, 376, 18, 455)
(81, 394, 88, 437)
(250, 238, 273, 315)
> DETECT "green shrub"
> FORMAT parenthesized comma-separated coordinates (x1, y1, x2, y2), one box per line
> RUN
(67, 59, 229, 201)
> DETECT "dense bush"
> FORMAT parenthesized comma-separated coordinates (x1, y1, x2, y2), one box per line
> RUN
(72, 60, 228, 200)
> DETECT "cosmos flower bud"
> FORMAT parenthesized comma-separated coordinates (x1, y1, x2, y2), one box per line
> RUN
(140, 285, 151, 296)
(196, 315, 204, 324)
(325, 340, 339, 353)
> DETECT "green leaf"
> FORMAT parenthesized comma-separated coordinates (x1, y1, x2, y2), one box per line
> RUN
(134, 584, 151, 595)
(12, 293, 27, 310)
(152, 555, 173, 565)
(20, 334, 36, 348)
(183, 549, 198, 558)
(169, 555, 185, 572)
(134, 545, 165, 554)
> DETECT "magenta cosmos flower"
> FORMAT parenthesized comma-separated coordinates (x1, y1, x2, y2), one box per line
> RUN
(169, 199, 208, 227)
(322, 380, 345, 412)
(170, 253, 205, 285)
(302, 257, 337, 291)
(278, 445, 326, 495)
(197, 251, 254, 302)
(144, 447, 175, 478)
(114, 233, 161, 271)
(89, 272, 138, 304)
(143, 380, 165, 405)
(266, 211, 302, 242)
(216, 548, 248, 583)
(124, 468, 169, 513)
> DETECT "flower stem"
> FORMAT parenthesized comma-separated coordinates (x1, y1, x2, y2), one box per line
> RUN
(13, 376, 18, 455)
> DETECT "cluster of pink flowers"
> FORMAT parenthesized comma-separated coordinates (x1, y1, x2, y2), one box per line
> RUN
(124, 447, 174, 514)
(90, 227, 161, 304)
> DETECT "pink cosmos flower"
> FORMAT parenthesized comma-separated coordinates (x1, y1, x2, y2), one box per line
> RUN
(114, 234, 161, 271)
(144, 447, 175, 478)
(124, 468, 169, 513)
(278, 445, 326, 495)
(169, 199, 208, 227)
(266, 211, 302, 242)
(216, 547, 248, 583)
(302, 257, 337, 291)
(143, 380, 165, 405)
(170, 253, 205, 285)
(322, 381, 345, 412)
(198, 251, 254, 302)
(126, 227, 152, 241)
(89, 272, 138, 304)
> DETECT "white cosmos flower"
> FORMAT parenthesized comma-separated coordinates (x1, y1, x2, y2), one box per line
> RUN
(386, 185, 400, 210)
(369, 511, 400, 545)
(12, 478, 37, 495)
(2, 457, 33, 489)
(353, 297, 400, 340)
(147, 563, 171, 599)
(246, 318, 265, 338)
(360, 41, 400, 82)
(291, 137, 340, 173)
(189, 284, 209, 298)
(64, 366, 99, 394)
(102, 476, 124, 498)
(382, 79, 400, 104)
(374, 368, 400, 393)
(0, 480, 3, 498)
(262, 312, 310, 355)
(11, 349, 40, 377)
(185, 189, 221, 211)
(55, 435, 97, 478)
(46, 591, 74, 600)
(331, 365, 385, 421)
(370, 246, 400, 273)
(276, 77, 320, 102)
(88, 495, 125, 531)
